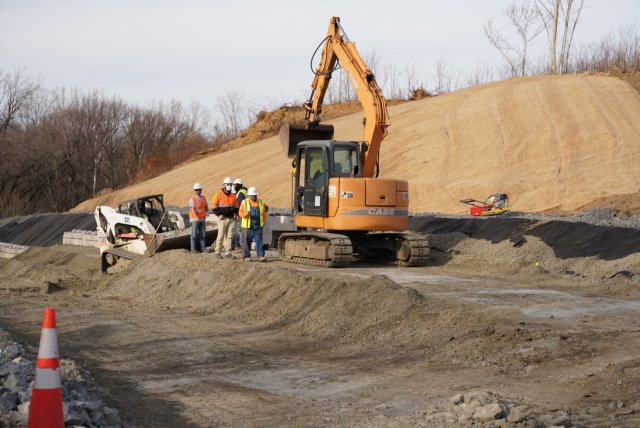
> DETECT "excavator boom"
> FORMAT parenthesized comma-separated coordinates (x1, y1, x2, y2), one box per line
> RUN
(280, 16, 389, 177)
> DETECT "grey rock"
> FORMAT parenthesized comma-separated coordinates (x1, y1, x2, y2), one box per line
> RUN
(9, 409, 28, 425)
(103, 406, 121, 425)
(17, 400, 30, 415)
(541, 411, 571, 427)
(76, 399, 104, 412)
(89, 409, 106, 425)
(3, 372, 27, 389)
(2, 345, 19, 359)
(17, 389, 30, 403)
(473, 403, 504, 422)
(64, 404, 91, 426)
(449, 393, 464, 405)
(506, 406, 526, 423)
(11, 356, 28, 365)
(0, 392, 18, 412)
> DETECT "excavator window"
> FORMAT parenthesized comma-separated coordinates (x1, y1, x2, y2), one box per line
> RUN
(300, 146, 328, 216)
(306, 147, 327, 190)
(333, 146, 359, 177)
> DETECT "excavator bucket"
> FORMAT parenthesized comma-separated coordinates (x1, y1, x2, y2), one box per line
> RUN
(279, 123, 334, 158)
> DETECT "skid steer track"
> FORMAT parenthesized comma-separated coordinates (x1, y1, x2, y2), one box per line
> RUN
(101, 246, 143, 273)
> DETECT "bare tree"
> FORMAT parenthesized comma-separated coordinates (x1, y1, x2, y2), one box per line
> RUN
(404, 64, 429, 100)
(214, 89, 248, 140)
(0, 68, 39, 135)
(571, 25, 640, 73)
(536, 0, 585, 74)
(484, 1, 544, 77)
(432, 60, 459, 94)
(464, 62, 497, 87)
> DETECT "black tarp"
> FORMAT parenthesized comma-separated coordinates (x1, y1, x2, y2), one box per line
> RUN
(410, 216, 640, 260)
(1, 212, 639, 259)
(0, 213, 96, 247)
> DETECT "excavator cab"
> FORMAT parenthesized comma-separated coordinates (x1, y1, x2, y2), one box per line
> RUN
(293, 140, 361, 217)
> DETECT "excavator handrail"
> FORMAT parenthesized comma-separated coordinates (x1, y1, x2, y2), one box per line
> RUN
(305, 16, 390, 178)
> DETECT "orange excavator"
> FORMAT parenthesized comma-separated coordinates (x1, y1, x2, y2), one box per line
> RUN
(277, 17, 429, 267)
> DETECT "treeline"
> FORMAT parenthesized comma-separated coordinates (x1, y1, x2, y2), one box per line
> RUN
(0, 77, 226, 216)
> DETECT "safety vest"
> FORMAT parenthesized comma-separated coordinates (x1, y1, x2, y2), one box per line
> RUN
(236, 188, 248, 206)
(189, 195, 207, 220)
(212, 189, 237, 209)
(240, 198, 265, 229)
(212, 188, 237, 217)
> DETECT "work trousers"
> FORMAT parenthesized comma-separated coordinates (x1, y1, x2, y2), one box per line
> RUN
(231, 217, 240, 250)
(190, 220, 206, 252)
(215, 216, 233, 256)
(241, 227, 264, 258)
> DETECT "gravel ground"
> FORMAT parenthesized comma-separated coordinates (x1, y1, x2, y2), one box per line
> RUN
(0, 327, 122, 428)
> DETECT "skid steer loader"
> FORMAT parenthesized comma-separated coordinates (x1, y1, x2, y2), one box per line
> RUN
(95, 194, 216, 273)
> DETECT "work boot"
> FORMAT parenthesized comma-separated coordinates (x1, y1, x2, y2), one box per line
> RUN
(259, 257, 267, 262)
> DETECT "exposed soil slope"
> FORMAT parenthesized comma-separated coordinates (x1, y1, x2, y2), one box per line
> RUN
(74, 74, 640, 214)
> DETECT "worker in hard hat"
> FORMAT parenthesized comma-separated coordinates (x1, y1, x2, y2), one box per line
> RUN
(232, 178, 248, 251)
(188, 182, 208, 253)
(211, 177, 237, 259)
(238, 186, 269, 262)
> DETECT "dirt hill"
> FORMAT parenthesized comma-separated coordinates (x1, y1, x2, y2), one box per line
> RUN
(74, 74, 640, 214)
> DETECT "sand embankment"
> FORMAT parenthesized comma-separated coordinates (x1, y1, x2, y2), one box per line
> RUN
(73, 74, 640, 214)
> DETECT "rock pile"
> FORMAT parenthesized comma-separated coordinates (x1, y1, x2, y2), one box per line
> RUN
(0, 328, 122, 427)
(416, 391, 588, 427)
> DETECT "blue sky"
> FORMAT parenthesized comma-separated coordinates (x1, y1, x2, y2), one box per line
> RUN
(1, 0, 638, 114)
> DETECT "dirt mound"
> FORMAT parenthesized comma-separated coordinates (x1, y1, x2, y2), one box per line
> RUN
(0, 246, 100, 293)
(188, 102, 367, 161)
(73, 74, 640, 215)
(97, 252, 461, 354)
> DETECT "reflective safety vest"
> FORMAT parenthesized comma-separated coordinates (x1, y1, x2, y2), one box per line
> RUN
(239, 198, 266, 229)
(236, 188, 248, 207)
(212, 188, 237, 217)
(189, 195, 207, 220)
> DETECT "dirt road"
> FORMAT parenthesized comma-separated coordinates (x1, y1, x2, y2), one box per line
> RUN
(1, 246, 640, 427)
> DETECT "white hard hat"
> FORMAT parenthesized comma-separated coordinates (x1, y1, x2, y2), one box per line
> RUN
(247, 187, 258, 196)
(223, 177, 233, 184)
(193, 182, 202, 190)
(233, 178, 243, 185)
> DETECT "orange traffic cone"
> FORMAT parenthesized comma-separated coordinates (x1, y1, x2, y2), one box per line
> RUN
(27, 307, 64, 428)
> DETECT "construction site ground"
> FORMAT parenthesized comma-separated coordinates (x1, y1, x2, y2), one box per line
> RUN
(1, 221, 640, 427)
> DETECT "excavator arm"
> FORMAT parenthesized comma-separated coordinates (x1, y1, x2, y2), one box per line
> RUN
(282, 17, 390, 178)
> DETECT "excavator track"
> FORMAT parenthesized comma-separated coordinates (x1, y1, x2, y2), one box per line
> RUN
(278, 232, 353, 268)
(355, 232, 430, 267)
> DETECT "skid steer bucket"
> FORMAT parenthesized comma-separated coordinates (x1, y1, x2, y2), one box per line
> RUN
(144, 229, 217, 256)
(279, 123, 334, 158)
